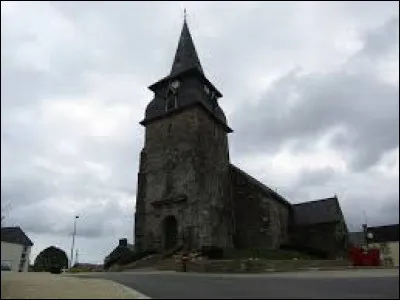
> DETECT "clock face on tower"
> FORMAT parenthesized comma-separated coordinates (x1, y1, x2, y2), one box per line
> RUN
(171, 80, 180, 89)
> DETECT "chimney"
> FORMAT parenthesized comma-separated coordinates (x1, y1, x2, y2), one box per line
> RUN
(119, 238, 128, 247)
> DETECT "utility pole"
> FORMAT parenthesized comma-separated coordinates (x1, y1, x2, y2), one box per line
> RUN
(362, 209, 369, 248)
(69, 215, 79, 268)
(75, 249, 79, 266)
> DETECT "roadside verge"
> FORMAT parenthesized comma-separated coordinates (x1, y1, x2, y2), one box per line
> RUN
(1, 272, 150, 299)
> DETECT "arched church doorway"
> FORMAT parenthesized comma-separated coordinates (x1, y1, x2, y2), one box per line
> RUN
(163, 215, 178, 250)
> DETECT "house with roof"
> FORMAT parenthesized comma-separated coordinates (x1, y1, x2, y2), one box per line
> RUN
(367, 224, 399, 267)
(349, 224, 399, 267)
(104, 238, 135, 269)
(1, 227, 34, 272)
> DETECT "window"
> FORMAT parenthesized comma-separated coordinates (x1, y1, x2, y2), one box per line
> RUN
(380, 243, 390, 255)
(165, 172, 173, 196)
(166, 96, 177, 111)
(214, 124, 218, 138)
(165, 88, 177, 112)
(167, 124, 172, 137)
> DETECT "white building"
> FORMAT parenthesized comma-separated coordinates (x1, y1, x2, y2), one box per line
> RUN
(368, 224, 399, 267)
(1, 227, 33, 272)
(349, 224, 399, 267)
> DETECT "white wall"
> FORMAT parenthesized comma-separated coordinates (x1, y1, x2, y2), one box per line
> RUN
(371, 241, 399, 267)
(387, 242, 399, 267)
(1, 241, 31, 272)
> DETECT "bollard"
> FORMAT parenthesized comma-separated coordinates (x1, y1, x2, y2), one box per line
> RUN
(181, 254, 189, 272)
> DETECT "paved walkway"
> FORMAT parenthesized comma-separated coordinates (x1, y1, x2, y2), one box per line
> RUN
(1, 272, 150, 299)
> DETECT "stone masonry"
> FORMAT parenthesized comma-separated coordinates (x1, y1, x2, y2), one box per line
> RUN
(134, 17, 349, 258)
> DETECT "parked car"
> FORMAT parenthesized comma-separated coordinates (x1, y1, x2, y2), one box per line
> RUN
(1, 263, 12, 271)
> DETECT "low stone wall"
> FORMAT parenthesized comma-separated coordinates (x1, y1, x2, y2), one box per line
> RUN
(157, 258, 351, 273)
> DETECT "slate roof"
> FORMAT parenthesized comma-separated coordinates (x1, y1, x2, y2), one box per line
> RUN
(142, 17, 231, 132)
(104, 243, 135, 263)
(1, 226, 34, 246)
(230, 164, 291, 207)
(170, 19, 204, 77)
(127, 243, 135, 251)
(292, 197, 342, 226)
(368, 224, 399, 243)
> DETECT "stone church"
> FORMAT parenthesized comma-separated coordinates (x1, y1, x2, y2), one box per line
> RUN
(134, 17, 349, 258)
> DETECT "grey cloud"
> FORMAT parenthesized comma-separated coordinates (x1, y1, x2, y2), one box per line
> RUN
(230, 16, 399, 172)
(343, 191, 399, 230)
(294, 167, 337, 189)
(378, 198, 400, 225)
(1, 118, 140, 238)
(361, 16, 399, 57)
(5, 187, 133, 238)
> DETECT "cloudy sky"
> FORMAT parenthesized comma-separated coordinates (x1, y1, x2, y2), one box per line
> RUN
(1, 1, 398, 264)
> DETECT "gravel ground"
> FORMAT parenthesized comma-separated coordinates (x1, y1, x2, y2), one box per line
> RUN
(1, 272, 150, 299)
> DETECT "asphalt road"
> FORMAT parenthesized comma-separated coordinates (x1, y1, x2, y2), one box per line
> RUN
(82, 269, 399, 299)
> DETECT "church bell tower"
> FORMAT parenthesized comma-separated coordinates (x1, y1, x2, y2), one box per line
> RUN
(135, 14, 234, 253)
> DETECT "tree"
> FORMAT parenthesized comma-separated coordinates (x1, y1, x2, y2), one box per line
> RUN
(33, 246, 69, 274)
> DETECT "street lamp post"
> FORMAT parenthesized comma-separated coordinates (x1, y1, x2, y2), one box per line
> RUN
(70, 215, 79, 268)
(366, 232, 373, 248)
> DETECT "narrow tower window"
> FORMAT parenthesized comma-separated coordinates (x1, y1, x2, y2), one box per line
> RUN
(165, 88, 177, 112)
(166, 96, 177, 111)
(167, 124, 172, 137)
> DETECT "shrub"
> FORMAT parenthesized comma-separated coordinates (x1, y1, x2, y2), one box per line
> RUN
(34, 246, 68, 273)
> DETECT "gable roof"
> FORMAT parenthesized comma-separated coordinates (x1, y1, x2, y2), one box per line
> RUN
(1, 226, 33, 246)
(229, 164, 291, 207)
(293, 197, 343, 226)
(368, 224, 399, 243)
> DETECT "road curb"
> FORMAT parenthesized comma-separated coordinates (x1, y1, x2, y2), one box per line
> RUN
(119, 284, 151, 299)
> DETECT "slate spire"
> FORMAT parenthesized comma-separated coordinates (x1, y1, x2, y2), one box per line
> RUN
(170, 12, 204, 77)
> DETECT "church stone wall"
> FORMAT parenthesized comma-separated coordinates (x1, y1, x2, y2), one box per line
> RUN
(230, 166, 291, 250)
(289, 220, 349, 258)
(135, 106, 233, 253)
